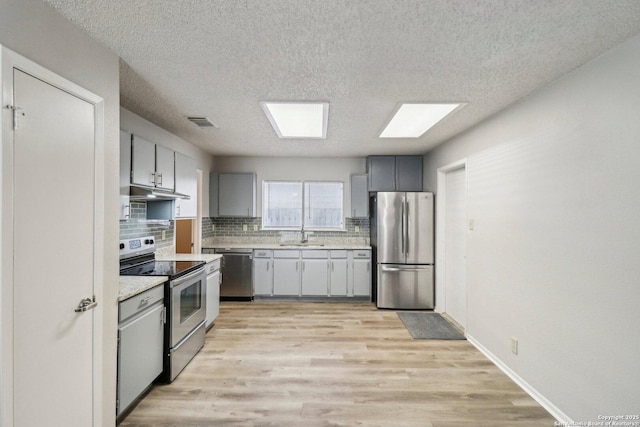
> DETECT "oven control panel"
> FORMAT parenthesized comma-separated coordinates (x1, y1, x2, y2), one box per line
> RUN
(119, 236, 156, 260)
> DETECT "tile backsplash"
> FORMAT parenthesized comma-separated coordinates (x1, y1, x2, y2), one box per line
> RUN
(119, 201, 174, 249)
(202, 216, 369, 243)
(120, 205, 369, 251)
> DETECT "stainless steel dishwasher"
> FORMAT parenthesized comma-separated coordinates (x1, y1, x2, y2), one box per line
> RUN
(213, 248, 254, 300)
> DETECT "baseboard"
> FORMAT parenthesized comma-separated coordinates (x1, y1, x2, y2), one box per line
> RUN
(466, 334, 573, 424)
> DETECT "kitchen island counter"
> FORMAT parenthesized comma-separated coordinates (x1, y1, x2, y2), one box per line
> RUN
(119, 276, 167, 302)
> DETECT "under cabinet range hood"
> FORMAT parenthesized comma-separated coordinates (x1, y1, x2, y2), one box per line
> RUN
(129, 184, 190, 201)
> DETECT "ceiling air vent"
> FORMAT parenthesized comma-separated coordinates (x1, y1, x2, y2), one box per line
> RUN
(186, 116, 217, 128)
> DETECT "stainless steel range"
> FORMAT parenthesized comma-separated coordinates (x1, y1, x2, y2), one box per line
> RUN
(119, 236, 206, 382)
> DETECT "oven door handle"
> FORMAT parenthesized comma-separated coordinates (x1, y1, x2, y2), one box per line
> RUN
(171, 268, 205, 287)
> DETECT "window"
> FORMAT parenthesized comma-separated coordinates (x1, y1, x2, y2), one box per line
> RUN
(262, 181, 303, 230)
(262, 181, 344, 230)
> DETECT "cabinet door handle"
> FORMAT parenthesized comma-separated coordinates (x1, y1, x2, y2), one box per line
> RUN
(267, 261, 269, 271)
(296, 261, 299, 271)
(302, 261, 305, 272)
(332, 261, 334, 271)
(157, 172, 163, 186)
(150, 172, 156, 185)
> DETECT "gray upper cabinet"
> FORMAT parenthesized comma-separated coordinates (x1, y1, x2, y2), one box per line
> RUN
(367, 156, 396, 192)
(154, 145, 175, 191)
(174, 153, 197, 218)
(131, 135, 175, 191)
(131, 135, 156, 187)
(350, 174, 369, 218)
(209, 173, 219, 217)
(367, 155, 423, 192)
(218, 172, 257, 217)
(119, 131, 131, 221)
(395, 156, 423, 191)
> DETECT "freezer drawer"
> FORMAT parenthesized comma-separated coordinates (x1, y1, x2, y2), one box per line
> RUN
(377, 264, 434, 309)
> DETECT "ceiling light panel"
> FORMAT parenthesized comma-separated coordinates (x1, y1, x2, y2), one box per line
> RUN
(261, 102, 328, 139)
(380, 103, 463, 138)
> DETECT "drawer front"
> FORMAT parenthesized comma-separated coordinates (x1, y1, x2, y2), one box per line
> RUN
(274, 250, 300, 259)
(253, 249, 273, 258)
(119, 285, 165, 322)
(302, 250, 328, 259)
(330, 250, 347, 259)
(206, 258, 221, 274)
(353, 250, 371, 259)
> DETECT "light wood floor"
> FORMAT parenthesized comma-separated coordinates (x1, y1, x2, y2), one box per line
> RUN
(120, 302, 555, 426)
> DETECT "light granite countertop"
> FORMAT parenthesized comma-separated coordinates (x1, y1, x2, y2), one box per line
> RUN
(118, 254, 221, 301)
(118, 276, 167, 302)
(156, 253, 222, 263)
(202, 237, 371, 251)
(202, 242, 371, 250)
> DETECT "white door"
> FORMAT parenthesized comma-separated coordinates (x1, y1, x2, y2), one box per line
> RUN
(444, 166, 467, 328)
(13, 68, 96, 425)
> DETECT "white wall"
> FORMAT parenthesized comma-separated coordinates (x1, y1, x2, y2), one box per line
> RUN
(424, 33, 640, 422)
(214, 156, 366, 216)
(121, 108, 216, 216)
(0, 0, 120, 425)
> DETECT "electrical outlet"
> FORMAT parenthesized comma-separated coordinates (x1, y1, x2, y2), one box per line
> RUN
(162, 230, 166, 240)
(511, 337, 519, 355)
(469, 219, 475, 231)
(211, 224, 215, 231)
(355, 225, 360, 233)
(242, 224, 248, 232)
(253, 224, 259, 231)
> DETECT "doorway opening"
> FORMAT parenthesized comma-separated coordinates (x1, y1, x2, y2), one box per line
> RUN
(436, 159, 467, 330)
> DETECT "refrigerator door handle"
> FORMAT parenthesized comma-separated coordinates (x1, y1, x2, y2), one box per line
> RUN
(401, 197, 406, 255)
(381, 266, 431, 272)
(404, 198, 409, 256)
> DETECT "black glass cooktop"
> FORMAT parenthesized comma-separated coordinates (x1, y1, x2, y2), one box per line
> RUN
(120, 260, 205, 279)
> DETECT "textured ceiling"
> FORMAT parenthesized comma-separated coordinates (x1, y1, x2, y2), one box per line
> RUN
(43, 0, 640, 157)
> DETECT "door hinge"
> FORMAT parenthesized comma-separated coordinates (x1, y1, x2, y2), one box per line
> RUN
(5, 105, 25, 131)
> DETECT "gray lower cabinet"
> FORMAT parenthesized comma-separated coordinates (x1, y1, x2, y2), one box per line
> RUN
(117, 285, 165, 418)
(329, 250, 348, 296)
(261, 249, 370, 299)
(253, 250, 274, 296)
(351, 250, 372, 297)
(301, 250, 329, 296)
(273, 251, 300, 296)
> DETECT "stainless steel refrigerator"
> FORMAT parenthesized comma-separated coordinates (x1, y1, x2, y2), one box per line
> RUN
(371, 192, 434, 309)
